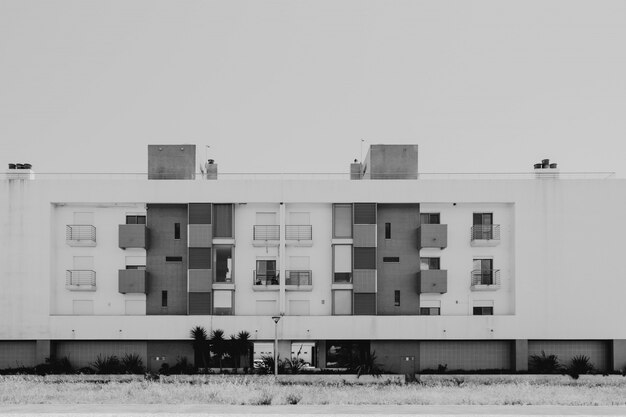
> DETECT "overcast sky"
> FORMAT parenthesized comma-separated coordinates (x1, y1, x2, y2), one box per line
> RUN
(1, 0, 625, 175)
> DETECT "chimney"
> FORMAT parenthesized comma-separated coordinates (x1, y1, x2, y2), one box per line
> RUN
(6, 163, 35, 180)
(534, 158, 559, 179)
(204, 159, 218, 180)
(350, 159, 362, 180)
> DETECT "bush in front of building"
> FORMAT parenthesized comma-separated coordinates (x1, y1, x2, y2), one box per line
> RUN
(529, 351, 562, 374)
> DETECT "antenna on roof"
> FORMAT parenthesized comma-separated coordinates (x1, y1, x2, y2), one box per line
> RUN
(360, 139, 365, 162)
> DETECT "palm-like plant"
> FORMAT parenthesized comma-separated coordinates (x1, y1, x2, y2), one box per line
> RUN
(236, 331, 252, 369)
(190, 326, 208, 369)
(209, 329, 226, 372)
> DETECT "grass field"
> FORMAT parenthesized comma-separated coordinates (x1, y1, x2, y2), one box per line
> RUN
(2, 375, 626, 406)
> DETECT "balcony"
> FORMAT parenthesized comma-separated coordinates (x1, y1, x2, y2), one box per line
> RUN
(66, 225, 96, 247)
(285, 225, 313, 245)
(253, 225, 279, 246)
(418, 224, 447, 249)
(118, 224, 148, 249)
(417, 270, 448, 294)
(470, 269, 501, 291)
(118, 269, 146, 294)
(253, 270, 279, 291)
(66, 270, 96, 291)
(470, 225, 501, 246)
(285, 270, 312, 290)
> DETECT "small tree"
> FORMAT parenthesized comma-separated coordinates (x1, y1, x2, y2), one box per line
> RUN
(236, 331, 252, 369)
(209, 329, 227, 372)
(190, 326, 209, 369)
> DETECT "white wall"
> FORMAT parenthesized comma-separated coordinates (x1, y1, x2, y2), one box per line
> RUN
(420, 203, 514, 315)
(51, 204, 146, 315)
(3, 177, 626, 340)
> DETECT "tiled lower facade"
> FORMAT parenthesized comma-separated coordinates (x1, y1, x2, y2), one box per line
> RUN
(528, 340, 609, 371)
(0, 341, 36, 368)
(55, 341, 148, 369)
(420, 340, 512, 371)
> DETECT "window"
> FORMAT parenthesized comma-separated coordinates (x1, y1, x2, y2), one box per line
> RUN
(383, 257, 399, 263)
(213, 204, 233, 238)
(473, 259, 494, 285)
(420, 213, 440, 224)
(394, 290, 400, 306)
(473, 213, 493, 239)
(255, 260, 278, 285)
(165, 256, 182, 262)
(333, 245, 352, 283)
(126, 215, 146, 224)
(473, 306, 493, 315)
(161, 291, 168, 307)
(214, 246, 233, 283)
(125, 265, 146, 270)
(385, 223, 391, 239)
(420, 257, 440, 270)
(333, 204, 352, 238)
(174, 223, 181, 239)
(420, 307, 440, 315)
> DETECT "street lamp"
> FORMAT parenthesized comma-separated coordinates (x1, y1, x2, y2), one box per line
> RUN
(271, 315, 281, 376)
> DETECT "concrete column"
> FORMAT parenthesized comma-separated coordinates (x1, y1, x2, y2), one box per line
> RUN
(512, 339, 528, 372)
(35, 340, 51, 364)
(279, 203, 286, 314)
(612, 340, 626, 372)
(317, 340, 326, 369)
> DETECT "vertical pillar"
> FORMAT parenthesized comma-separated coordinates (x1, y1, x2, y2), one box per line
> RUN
(279, 203, 286, 314)
(512, 339, 528, 372)
(612, 340, 626, 372)
(35, 340, 51, 364)
(317, 340, 327, 369)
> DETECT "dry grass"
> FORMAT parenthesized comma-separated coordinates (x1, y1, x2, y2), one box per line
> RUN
(2, 375, 626, 406)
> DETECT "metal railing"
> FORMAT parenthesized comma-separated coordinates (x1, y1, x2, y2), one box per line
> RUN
(253, 225, 280, 240)
(253, 270, 279, 286)
(66, 270, 96, 288)
(285, 270, 312, 286)
(470, 269, 501, 287)
(471, 225, 500, 241)
(66, 225, 96, 242)
(285, 225, 312, 240)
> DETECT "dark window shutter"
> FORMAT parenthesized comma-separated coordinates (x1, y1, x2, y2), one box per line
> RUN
(189, 204, 212, 224)
(213, 204, 233, 237)
(354, 203, 376, 224)
(189, 248, 211, 269)
(189, 292, 211, 315)
(354, 293, 376, 315)
(354, 247, 376, 269)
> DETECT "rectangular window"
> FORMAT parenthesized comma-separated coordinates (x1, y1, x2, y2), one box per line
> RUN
(420, 257, 440, 270)
(420, 307, 441, 315)
(385, 223, 391, 239)
(383, 257, 399, 263)
(213, 204, 233, 238)
(333, 204, 352, 238)
(165, 256, 182, 262)
(420, 213, 440, 225)
(255, 260, 278, 285)
(174, 223, 181, 239)
(473, 306, 493, 315)
(214, 246, 233, 283)
(473, 258, 494, 285)
(126, 215, 146, 224)
(394, 290, 400, 306)
(333, 244, 352, 283)
(125, 265, 146, 270)
(161, 291, 168, 307)
(473, 212, 494, 239)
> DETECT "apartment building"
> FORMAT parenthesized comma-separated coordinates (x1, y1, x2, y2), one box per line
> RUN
(1, 144, 625, 374)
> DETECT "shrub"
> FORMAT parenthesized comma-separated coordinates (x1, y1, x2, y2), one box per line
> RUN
(286, 392, 302, 405)
(34, 357, 73, 375)
(529, 351, 561, 374)
(567, 355, 594, 379)
(121, 353, 145, 374)
(284, 357, 306, 374)
(91, 355, 123, 374)
(170, 356, 194, 375)
(354, 351, 383, 378)
(437, 364, 448, 373)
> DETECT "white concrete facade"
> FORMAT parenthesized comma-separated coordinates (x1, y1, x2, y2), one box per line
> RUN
(2, 175, 626, 345)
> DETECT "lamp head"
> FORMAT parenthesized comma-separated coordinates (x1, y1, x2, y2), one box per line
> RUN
(271, 316, 281, 323)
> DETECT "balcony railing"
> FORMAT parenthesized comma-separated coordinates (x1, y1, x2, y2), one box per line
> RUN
(285, 225, 312, 241)
(66, 225, 96, 246)
(253, 225, 280, 240)
(285, 270, 312, 286)
(470, 225, 500, 241)
(66, 270, 96, 290)
(470, 269, 501, 290)
(253, 270, 279, 286)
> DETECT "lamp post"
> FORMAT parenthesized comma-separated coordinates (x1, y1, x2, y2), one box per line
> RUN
(271, 315, 281, 376)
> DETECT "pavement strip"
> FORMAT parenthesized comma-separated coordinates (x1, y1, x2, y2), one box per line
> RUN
(2, 404, 626, 416)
